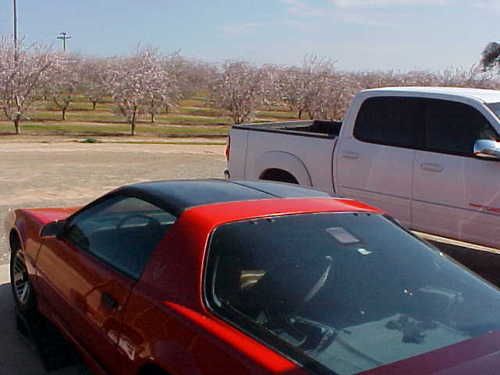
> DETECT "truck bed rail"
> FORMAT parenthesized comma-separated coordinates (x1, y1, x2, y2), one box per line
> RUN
(233, 120, 342, 139)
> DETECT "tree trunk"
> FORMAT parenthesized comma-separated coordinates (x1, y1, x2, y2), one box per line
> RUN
(14, 117, 21, 135)
(298, 109, 303, 119)
(165, 103, 169, 114)
(92, 101, 97, 110)
(130, 108, 137, 136)
(62, 108, 67, 121)
(151, 100, 155, 123)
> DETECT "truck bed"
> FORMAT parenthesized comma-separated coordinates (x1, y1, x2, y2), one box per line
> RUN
(233, 120, 342, 138)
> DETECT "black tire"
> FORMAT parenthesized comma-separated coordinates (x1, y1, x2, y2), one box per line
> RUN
(10, 245, 36, 314)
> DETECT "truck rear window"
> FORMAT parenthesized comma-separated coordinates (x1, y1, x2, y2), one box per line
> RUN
(353, 97, 422, 148)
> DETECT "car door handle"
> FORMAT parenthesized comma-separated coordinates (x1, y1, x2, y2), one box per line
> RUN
(342, 151, 360, 160)
(101, 292, 119, 311)
(420, 162, 443, 173)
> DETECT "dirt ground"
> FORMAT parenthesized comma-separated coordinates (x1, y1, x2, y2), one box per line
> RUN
(0, 138, 226, 264)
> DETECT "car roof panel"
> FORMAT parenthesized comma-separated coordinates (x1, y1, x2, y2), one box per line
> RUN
(119, 179, 332, 216)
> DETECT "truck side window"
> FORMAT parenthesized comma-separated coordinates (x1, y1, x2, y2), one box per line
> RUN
(424, 100, 498, 156)
(354, 97, 422, 148)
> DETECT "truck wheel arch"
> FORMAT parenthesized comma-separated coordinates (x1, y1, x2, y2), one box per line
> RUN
(260, 169, 298, 184)
(9, 229, 22, 252)
(254, 151, 312, 186)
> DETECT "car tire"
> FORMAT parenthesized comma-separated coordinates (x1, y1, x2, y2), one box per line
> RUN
(10, 245, 36, 314)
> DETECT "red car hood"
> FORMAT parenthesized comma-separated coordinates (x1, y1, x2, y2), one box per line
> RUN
(362, 331, 500, 375)
(20, 207, 80, 225)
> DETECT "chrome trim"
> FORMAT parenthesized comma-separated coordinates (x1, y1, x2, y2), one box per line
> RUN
(473, 139, 500, 160)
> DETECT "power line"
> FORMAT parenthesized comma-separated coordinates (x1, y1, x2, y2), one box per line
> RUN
(57, 32, 72, 52)
(13, 0, 18, 61)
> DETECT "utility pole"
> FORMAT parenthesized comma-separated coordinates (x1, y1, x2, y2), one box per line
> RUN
(13, 0, 18, 61)
(57, 32, 72, 52)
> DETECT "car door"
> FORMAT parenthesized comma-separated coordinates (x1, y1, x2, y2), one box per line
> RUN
(336, 96, 422, 227)
(412, 98, 500, 248)
(36, 194, 175, 373)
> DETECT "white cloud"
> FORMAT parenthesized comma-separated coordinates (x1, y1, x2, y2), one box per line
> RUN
(329, 0, 449, 8)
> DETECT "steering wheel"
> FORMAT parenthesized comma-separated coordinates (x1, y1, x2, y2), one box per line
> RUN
(116, 214, 162, 234)
(251, 256, 335, 351)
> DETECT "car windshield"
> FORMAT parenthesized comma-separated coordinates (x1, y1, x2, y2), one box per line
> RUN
(487, 102, 500, 121)
(206, 212, 500, 375)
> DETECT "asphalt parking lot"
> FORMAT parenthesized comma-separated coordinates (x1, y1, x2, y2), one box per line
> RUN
(0, 139, 226, 374)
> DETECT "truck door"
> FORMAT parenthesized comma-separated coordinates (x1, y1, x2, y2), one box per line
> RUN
(336, 96, 422, 227)
(412, 99, 500, 248)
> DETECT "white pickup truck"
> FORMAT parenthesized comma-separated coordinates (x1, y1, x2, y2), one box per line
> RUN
(227, 87, 500, 249)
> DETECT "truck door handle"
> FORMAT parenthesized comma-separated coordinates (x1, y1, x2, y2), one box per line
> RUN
(420, 162, 443, 173)
(342, 151, 360, 160)
(101, 292, 119, 311)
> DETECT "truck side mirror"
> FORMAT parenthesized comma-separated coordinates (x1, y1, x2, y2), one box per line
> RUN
(473, 139, 500, 160)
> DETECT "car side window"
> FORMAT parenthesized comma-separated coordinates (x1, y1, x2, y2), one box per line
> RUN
(64, 195, 175, 279)
(424, 100, 498, 156)
(353, 97, 423, 148)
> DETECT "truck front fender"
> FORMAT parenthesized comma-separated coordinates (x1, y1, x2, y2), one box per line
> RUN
(253, 151, 312, 186)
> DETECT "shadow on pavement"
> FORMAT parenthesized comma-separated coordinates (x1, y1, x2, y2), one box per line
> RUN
(0, 281, 88, 375)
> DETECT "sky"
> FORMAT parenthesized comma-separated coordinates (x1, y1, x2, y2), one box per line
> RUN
(0, 0, 498, 71)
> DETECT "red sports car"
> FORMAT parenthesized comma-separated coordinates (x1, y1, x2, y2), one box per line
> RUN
(5, 179, 500, 375)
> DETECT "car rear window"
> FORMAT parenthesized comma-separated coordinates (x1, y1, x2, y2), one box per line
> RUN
(205, 212, 500, 375)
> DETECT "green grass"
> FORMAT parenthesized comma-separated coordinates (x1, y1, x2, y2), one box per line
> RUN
(0, 121, 230, 137)
(179, 98, 208, 107)
(177, 106, 225, 117)
(0, 92, 301, 138)
(156, 113, 232, 126)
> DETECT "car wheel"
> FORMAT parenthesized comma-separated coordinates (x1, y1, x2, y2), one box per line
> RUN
(10, 246, 36, 314)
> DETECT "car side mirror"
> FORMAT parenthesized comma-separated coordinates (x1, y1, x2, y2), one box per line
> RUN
(40, 220, 66, 238)
(473, 139, 500, 160)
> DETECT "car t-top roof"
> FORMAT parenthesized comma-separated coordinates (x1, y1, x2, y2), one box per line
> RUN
(118, 179, 333, 216)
